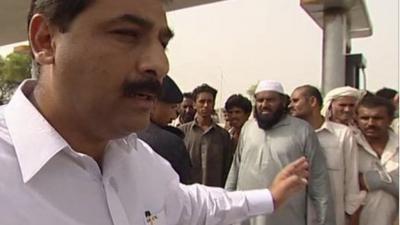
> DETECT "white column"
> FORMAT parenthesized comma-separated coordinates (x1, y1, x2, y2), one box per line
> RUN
(321, 8, 348, 94)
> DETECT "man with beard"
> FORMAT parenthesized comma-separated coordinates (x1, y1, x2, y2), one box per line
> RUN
(180, 84, 233, 187)
(352, 96, 399, 225)
(226, 80, 334, 225)
(289, 85, 364, 225)
(172, 92, 196, 126)
(0, 0, 311, 224)
(224, 94, 252, 150)
(138, 75, 192, 184)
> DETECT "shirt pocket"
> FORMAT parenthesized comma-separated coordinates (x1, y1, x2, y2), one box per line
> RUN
(143, 210, 167, 225)
(321, 144, 342, 171)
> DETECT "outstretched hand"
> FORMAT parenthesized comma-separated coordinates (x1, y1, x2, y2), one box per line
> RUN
(269, 157, 309, 209)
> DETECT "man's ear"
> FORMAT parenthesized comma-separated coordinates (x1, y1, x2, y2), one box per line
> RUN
(309, 96, 318, 108)
(29, 14, 56, 66)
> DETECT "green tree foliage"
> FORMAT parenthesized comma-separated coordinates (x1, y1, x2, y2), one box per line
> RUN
(0, 56, 4, 76)
(0, 52, 32, 103)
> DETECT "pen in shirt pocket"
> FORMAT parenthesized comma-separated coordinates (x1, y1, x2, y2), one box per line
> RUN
(145, 210, 158, 225)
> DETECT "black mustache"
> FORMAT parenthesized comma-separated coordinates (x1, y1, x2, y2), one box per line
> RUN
(122, 77, 162, 97)
(365, 125, 378, 130)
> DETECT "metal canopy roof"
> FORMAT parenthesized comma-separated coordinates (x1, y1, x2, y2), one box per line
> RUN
(166, 0, 226, 11)
(301, 0, 372, 38)
(0, 0, 226, 46)
(0, 0, 30, 46)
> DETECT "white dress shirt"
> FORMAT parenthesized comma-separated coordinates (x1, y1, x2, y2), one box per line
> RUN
(308, 121, 364, 225)
(356, 130, 399, 225)
(0, 80, 274, 225)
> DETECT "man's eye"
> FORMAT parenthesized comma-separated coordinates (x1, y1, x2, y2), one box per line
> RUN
(111, 29, 140, 39)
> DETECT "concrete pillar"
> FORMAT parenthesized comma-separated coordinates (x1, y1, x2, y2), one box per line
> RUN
(321, 8, 348, 94)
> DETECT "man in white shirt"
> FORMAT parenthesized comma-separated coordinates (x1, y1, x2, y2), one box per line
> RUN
(353, 96, 399, 225)
(321, 86, 362, 128)
(0, 0, 309, 224)
(290, 85, 364, 225)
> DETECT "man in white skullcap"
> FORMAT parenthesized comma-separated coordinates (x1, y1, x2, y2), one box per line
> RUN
(321, 86, 362, 126)
(226, 80, 335, 225)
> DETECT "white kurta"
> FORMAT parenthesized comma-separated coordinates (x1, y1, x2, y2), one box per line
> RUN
(0, 80, 275, 225)
(225, 117, 335, 225)
(308, 121, 364, 225)
(356, 131, 399, 225)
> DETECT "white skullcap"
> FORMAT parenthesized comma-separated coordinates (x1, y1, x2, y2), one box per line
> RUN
(255, 80, 285, 95)
(321, 86, 362, 118)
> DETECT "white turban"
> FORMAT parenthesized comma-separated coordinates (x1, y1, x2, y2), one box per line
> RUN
(321, 86, 362, 118)
(255, 80, 285, 95)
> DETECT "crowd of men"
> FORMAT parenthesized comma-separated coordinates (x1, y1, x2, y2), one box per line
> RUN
(0, 0, 310, 224)
(151, 76, 398, 225)
(0, 0, 397, 225)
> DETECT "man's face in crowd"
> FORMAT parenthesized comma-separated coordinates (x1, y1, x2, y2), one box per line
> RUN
(227, 107, 250, 129)
(254, 91, 285, 130)
(32, 0, 172, 139)
(356, 106, 392, 140)
(179, 97, 195, 123)
(330, 96, 357, 125)
(194, 92, 214, 118)
(289, 89, 312, 120)
(152, 101, 179, 127)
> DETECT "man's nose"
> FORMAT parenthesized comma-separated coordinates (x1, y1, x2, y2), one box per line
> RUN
(343, 106, 352, 112)
(261, 101, 270, 109)
(136, 41, 169, 82)
(367, 118, 375, 126)
(288, 102, 294, 110)
(258, 100, 266, 108)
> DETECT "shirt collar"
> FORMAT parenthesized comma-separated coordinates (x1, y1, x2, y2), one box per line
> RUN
(124, 133, 138, 151)
(381, 131, 399, 164)
(5, 80, 69, 183)
(191, 118, 218, 130)
(356, 129, 399, 160)
(4, 80, 139, 183)
(315, 120, 335, 133)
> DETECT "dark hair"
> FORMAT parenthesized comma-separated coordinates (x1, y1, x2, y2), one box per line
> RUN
(375, 88, 398, 100)
(224, 94, 252, 114)
(192, 84, 217, 101)
(297, 85, 323, 108)
(28, 0, 95, 33)
(182, 92, 193, 100)
(357, 95, 395, 119)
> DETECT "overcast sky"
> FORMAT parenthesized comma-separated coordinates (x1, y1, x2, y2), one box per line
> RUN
(166, 0, 399, 107)
(0, 0, 398, 108)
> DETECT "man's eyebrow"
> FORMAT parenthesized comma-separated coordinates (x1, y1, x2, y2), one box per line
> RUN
(106, 13, 174, 40)
(107, 14, 153, 29)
